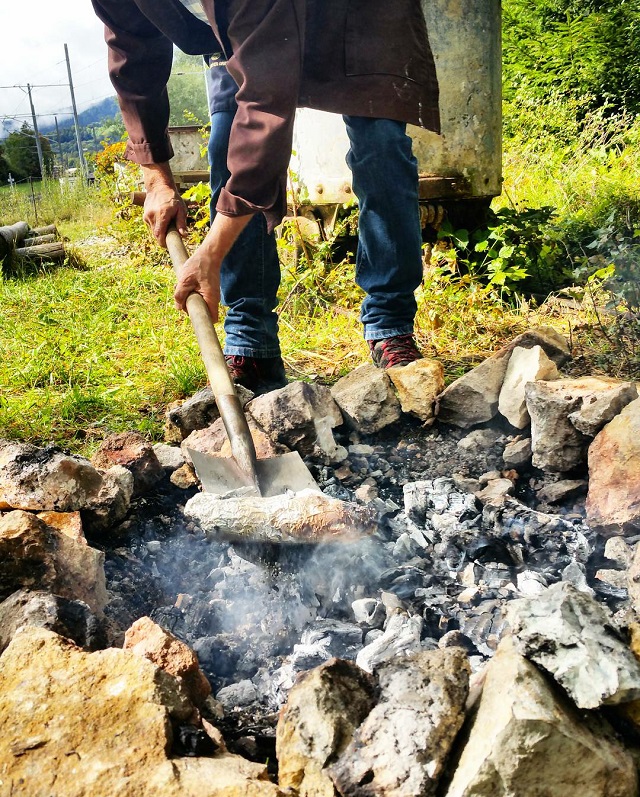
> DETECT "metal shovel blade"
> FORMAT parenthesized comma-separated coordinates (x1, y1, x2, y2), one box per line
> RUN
(187, 448, 321, 498)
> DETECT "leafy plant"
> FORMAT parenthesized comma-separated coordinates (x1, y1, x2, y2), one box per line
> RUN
(433, 206, 570, 298)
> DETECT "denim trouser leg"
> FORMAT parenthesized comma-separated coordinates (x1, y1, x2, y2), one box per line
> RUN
(208, 110, 282, 357)
(343, 116, 423, 341)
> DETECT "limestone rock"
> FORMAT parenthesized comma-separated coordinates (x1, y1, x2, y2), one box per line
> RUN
(537, 478, 587, 505)
(153, 443, 186, 473)
(124, 616, 212, 706)
(249, 381, 344, 456)
(387, 359, 444, 422)
(507, 581, 640, 708)
(331, 365, 401, 434)
(182, 415, 283, 465)
(167, 386, 220, 438)
(587, 398, 640, 536)
(569, 381, 638, 437)
(502, 437, 532, 468)
(437, 327, 570, 429)
(170, 463, 199, 489)
(0, 440, 103, 512)
(91, 431, 164, 496)
(0, 627, 281, 797)
(498, 344, 559, 428)
(330, 648, 470, 797)
(444, 637, 638, 797)
(0, 510, 108, 614)
(0, 589, 106, 653)
(82, 464, 134, 534)
(276, 658, 377, 797)
(474, 478, 514, 507)
(526, 377, 625, 472)
(36, 510, 85, 543)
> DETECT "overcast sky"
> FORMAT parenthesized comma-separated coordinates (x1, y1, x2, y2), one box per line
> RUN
(0, 0, 117, 135)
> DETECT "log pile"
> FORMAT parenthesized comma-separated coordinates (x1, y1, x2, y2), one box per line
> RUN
(0, 221, 65, 273)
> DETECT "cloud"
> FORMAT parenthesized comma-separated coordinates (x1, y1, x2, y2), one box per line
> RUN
(0, 0, 115, 130)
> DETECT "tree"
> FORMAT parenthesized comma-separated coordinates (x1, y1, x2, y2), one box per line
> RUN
(167, 50, 209, 126)
(0, 145, 10, 183)
(3, 123, 54, 179)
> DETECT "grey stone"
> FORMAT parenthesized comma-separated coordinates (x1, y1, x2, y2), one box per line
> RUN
(502, 437, 532, 468)
(605, 537, 633, 569)
(537, 479, 587, 505)
(153, 443, 186, 473)
(331, 364, 402, 434)
(216, 680, 258, 710)
(444, 636, 638, 797)
(569, 381, 638, 437)
(526, 377, 623, 472)
(82, 465, 134, 534)
(276, 658, 377, 797)
(352, 598, 386, 628)
(474, 478, 514, 507)
(248, 381, 344, 458)
(0, 590, 106, 654)
(330, 649, 470, 797)
(0, 440, 103, 512)
(507, 581, 640, 708)
(457, 429, 502, 452)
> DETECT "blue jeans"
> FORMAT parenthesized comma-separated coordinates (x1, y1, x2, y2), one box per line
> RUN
(206, 65, 422, 356)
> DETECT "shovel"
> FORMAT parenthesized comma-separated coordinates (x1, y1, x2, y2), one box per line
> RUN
(164, 222, 319, 498)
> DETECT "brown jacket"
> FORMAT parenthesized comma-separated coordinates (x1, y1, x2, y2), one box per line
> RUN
(92, 0, 440, 229)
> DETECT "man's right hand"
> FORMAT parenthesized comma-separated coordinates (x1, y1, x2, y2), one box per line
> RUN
(141, 163, 188, 248)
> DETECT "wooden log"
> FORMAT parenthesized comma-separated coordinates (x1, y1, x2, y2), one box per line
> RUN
(14, 242, 66, 263)
(29, 224, 58, 238)
(0, 221, 30, 247)
(19, 234, 56, 248)
(185, 488, 377, 544)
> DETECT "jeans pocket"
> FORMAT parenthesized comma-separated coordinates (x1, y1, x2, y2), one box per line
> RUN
(344, 0, 430, 83)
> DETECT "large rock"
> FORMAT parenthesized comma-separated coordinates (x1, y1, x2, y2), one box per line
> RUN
(81, 464, 134, 534)
(0, 627, 282, 797)
(0, 440, 103, 511)
(386, 359, 445, 423)
(0, 510, 108, 614)
(506, 581, 640, 708)
(444, 637, 637, 797)
(0, 589, 106, 654)
(249, 381, 345, 459)
(166, 385, 254, 440)
(276, 658, 377, 797)
(331, 365, 401, 434)
(526, 377, 626, 472)
(124, 616, 212, 707)
(586, 397, 640, 536)
(569, 381, 638, 437)
(182, 414, 284, 465)
(438, 327, 570, 429)
(498, 344, 559, 428)
(329, 648, 470, 797)
(91, 431, 164, 496)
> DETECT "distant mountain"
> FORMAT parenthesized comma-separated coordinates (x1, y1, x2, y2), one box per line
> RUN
(39, 96, 120, 134)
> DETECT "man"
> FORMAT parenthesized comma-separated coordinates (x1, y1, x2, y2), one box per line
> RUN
(92, 0, 440, 394)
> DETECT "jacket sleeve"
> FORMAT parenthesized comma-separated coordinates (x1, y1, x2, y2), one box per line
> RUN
(91, 0, 174, 164)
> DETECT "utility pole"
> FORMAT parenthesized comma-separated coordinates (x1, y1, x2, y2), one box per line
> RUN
(27, 83, 45, 180)
(64, 43, 87, 179)
(54, 116, 65, 174)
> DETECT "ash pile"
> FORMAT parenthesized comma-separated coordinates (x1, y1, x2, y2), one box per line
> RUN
(2, 325, 640, 796)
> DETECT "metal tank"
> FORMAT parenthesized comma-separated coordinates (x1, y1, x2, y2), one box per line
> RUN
(290, 0, 502, 214)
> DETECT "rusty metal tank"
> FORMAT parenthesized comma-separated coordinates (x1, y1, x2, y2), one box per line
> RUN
(291, 0, 502, 211)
